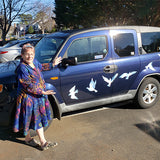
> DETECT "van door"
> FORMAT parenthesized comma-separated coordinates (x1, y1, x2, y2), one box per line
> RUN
(110, 30, 140, 96)
(59, 30, 115, 105)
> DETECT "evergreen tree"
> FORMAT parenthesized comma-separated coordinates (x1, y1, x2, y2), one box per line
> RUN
(28, 25, 34, 34)
(54, 0, 160, 30)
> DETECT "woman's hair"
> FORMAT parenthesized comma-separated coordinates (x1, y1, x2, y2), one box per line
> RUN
(21, 43, 35, 55)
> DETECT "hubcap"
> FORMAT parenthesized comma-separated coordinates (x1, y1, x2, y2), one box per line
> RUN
(142, 83, 158, 104)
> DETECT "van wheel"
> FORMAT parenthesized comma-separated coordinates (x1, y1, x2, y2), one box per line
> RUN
(30, 102, 53, 137)
(136, 78, 160, 109)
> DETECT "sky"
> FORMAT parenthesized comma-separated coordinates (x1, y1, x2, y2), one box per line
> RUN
(32, 0, 55, 7)
(13, 0, 55, 23)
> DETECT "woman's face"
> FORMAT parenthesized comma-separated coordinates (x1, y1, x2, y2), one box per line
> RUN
(21, 48, 35, 64)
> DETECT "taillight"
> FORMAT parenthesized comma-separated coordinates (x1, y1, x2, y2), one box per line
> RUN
(0, 51, 8, 54)
(0, 84, 3, 93)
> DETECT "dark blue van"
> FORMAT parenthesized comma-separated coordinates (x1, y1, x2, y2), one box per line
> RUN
(1, 26, 160, 129)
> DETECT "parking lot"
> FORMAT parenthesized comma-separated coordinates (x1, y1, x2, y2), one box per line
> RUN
(0, 102, 160, 160)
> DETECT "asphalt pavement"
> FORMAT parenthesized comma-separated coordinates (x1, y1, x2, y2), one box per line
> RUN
(0, 101, 160, 160)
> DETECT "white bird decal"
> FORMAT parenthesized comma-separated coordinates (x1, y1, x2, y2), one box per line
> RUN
(120, 71, 137, 80)
(68, 85, 78, 99)
(86, 78, 98, 93)
(158, 54, 160, 57)
(102, 73, 118, 87)
(145, 62, 155, 71)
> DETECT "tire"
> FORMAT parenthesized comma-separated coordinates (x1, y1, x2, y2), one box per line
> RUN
(0, 90, 9, 104)
(30, 102, 53, 137)
(136, 77, 160, 109)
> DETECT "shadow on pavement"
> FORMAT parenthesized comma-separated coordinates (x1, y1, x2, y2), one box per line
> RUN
(63, 100, 139, 117)
(0, 126, 25, 144)
(105, 100, 138, 109)
(135, 120, 160, 142)
(0, 127, 43, 150)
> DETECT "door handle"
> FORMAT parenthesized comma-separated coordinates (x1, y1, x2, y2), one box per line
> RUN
(103, 65, 117, 73)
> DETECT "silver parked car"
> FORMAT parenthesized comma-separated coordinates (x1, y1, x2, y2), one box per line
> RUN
(0, 39, 40, 63)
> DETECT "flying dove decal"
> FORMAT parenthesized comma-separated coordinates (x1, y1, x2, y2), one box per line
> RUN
(68, 85, 78, 99)
(102, 73, 118, 87)
(120, 71, 137, 80)
(145, 62, 155, 71)
(86, 78, 98, 93)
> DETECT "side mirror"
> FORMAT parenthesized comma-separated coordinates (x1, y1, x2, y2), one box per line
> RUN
(61, 57, 77, 67)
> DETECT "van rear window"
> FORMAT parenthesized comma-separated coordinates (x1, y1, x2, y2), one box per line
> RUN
(141, 32, 160, 53)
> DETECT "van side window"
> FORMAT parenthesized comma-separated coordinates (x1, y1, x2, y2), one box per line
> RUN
(113, 33, 135, 57)
(141, 32, 160, 53)
(67, 36, 108, 63)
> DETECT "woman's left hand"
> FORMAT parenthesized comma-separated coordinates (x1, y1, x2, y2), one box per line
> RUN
(52, 57, 62, 67)
(42, 90, 56, 95)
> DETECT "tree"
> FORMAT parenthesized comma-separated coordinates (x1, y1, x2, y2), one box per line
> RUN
(135, 0, 160, 26)
(54, 0, 160, 29)
(19, 14, 33, 25)
(34, 3, 55, 34)
(0, 0, 38, 45)
(28, 25, 34, 34)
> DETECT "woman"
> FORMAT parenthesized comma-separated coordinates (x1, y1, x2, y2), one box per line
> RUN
(13, 43, 62, 150)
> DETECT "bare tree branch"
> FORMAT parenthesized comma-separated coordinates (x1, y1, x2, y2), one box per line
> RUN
(0, 0, 42, 44)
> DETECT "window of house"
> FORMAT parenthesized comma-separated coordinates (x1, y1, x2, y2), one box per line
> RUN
(113, 33, 135, 57)
(141, 32, 160, 53)
(67, 36, 108, 63)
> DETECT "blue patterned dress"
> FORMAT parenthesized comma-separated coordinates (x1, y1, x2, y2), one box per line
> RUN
(13, 59, 53, 136)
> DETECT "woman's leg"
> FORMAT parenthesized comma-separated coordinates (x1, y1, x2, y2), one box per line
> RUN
(25, 130, 32, 142)
(36, 127, 58, 150)
(25, 130, 40, 147)
(36, 127, 47, 146)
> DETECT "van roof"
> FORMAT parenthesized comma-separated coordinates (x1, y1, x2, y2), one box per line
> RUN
(46, 26, 160, 38)
(105, 26, 160, 32)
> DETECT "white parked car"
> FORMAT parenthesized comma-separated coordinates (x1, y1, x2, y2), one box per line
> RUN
(0, 39, 40, 63)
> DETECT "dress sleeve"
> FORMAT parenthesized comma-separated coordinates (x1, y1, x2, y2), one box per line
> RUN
(42, 63, 53, 71)
(18, 65, 43, 95)
(36, 60, 53, 71)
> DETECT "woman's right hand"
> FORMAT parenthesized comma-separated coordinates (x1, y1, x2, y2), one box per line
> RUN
(42, 90, 56, 95)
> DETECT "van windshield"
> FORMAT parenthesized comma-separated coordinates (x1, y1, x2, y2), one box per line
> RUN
(35, 37, 65, 63)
